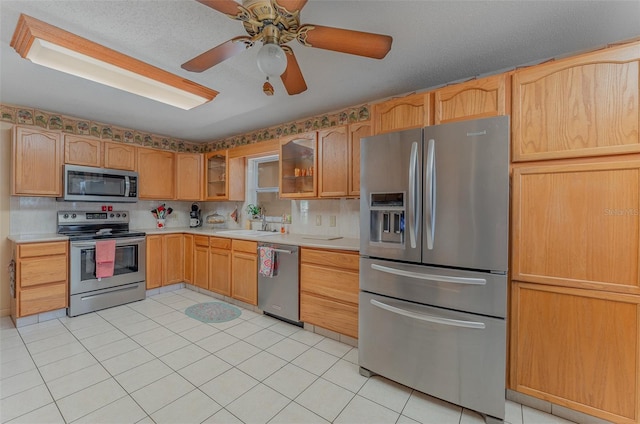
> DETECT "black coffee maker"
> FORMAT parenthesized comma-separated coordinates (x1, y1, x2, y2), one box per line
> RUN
(189, 203, 202, 227)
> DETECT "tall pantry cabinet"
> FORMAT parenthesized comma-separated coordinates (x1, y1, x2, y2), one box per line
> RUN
(509, 41, 640, 424)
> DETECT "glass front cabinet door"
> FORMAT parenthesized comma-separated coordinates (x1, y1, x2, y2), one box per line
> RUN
(205, 151, 228, 200)
(279, 132, 318, 198)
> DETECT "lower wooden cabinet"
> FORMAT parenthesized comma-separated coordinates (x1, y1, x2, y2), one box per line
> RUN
(183, 234, 193, 284)
(510, 281, 640, 424)
(231, 240, 258, 305)
(146, 234, 184, 289)
(193, 236, 209, 290)
(209, 237, 231, 296)
(12, 241, 68, 318)
(300, 248, 359, 338)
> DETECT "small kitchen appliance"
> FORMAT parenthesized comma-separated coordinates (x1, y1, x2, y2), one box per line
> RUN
(190, 203, 202, 227)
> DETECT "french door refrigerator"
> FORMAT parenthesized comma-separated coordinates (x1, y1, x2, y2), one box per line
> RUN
(359, 116, 509, 422)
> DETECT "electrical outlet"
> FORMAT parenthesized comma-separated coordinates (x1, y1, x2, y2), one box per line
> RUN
(329, 215, 336, 227)
(315, 215, 322, 226)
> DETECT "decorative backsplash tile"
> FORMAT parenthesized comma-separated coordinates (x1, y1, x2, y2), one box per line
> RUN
(0, 102, 370, 154)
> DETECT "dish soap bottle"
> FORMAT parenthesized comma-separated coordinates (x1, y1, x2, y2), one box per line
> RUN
(280, 214, 286, 234)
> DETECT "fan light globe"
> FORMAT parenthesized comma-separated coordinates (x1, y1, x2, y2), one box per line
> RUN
(256, 43, 287, 77)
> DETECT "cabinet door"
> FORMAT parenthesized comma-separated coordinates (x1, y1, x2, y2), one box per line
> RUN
(176, 153, 203, 201)
(512, 158, 640, 295)
(145, 235, 163, 289)
(205, 151, 228, 200)
(318, 126, 348, 197)
(163, 234, 184, 285)
(210, 248, 231, 296)
(511, 282, 639, 424)
(372, 92, 431, 135)
(512, 41, 640, 162)
(434, 74, 508, 124)
(137, 148, 176, 199)
(64, 135, 101, 167)
(348, 122, 371, 197)
(12, 126, 62, 196)
(103, 141, 136, 170)
(183, 234, 193, 284)
(193, 243, 209, 290)
(231, 251, 257, 305)
(279, 132, 317, 198)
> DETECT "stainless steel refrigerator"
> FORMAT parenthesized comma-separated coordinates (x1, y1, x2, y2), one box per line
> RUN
(359, 116, 509, 422)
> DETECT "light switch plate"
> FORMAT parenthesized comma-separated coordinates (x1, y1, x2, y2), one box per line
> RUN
(315, 215, 322, 226)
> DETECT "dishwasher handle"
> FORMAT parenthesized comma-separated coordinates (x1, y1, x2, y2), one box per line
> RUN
(272, 248, 294, 254)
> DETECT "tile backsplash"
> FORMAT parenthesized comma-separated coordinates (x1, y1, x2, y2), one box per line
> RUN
(9, 197, 361, 239)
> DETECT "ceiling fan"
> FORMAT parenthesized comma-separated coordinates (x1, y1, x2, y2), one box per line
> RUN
(181, 0, 393, 95)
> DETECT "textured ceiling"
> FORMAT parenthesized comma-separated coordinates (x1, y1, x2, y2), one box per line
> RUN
(0, 0, 639, 142)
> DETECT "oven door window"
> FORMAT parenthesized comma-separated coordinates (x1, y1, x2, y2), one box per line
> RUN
(80, 244, 138, 280)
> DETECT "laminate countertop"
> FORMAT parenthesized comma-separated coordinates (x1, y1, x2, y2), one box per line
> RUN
(8, 228, 360, 251)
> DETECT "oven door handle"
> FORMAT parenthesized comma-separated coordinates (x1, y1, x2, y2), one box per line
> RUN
(370, 299, 486, 329)
(71, 237, 146, 248)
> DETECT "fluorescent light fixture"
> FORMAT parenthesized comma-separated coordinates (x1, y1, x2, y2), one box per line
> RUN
(11, 14, 218, 110)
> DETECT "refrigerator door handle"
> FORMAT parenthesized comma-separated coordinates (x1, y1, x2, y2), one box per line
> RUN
(425, 139, 436, 249)
(370, 299, 486, 329)
(408, 141, 419, 249)
(371, 263, 486, 285)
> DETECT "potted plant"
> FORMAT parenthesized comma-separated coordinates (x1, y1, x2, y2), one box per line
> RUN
(246, 204, 262, 219)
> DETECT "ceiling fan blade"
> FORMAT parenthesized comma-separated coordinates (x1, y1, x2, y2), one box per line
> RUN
(297, 24, 392, 59)
(196, 0, 246, 18)
(275, 0, 308, 13)
(281, 47, 307, 95)
(182, 37, 253, 72)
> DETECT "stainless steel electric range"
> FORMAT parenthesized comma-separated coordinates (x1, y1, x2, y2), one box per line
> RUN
(57, 211, 146, 316)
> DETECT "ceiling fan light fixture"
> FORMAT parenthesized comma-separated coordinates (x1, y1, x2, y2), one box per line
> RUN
(256, 42, 287, 77)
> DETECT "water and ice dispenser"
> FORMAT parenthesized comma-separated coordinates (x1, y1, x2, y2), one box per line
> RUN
(369, 193, 405, 245)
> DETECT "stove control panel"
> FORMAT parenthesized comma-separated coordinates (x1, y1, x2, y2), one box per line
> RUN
(58, 211, 130, 225)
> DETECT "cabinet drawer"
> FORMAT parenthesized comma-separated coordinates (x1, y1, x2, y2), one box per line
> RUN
(232, 239, 257, 254)
(210, 237, 231, 250)
(301, 263, 359, 304)
(18, 241, 67, 258)
(301, 248, 359, 271)
(19, 256, 67, 288)
(18, 282, 68, 317)
(194, 235, 209, 247)
(300, 292, 358, 338)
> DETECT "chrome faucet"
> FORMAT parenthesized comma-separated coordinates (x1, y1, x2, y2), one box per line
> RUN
(261, 214, 268, 231)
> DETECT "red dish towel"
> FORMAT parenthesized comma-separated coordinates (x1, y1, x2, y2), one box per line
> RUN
(258, 246, 278, 277)
(95, 240, 116, 279)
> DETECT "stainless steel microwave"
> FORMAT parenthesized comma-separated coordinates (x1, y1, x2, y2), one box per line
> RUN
(61, 164, 138, 202)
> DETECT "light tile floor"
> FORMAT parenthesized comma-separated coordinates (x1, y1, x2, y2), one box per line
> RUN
(0, 288, 575, 424)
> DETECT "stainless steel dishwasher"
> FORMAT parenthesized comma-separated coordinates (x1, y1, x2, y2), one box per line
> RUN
(257, 242, 301, 325)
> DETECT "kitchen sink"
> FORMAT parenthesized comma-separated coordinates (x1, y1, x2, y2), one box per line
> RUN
(215, 229, 280, 237)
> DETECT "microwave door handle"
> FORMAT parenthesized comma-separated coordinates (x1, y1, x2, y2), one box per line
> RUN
(425, 139, 436, 250)
(124, 176, 131, 197)
(371, 263, 486, 285)
(408, 141, 419, 249)
(370, 299, 486, 329)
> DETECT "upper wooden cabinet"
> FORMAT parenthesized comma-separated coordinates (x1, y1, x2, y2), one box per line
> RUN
(372, 92, 432, 135)
(510, 281, 640, 424)
(512, 41, 640, 162)
(280, 132, 318, 198)
(205, 150, 245, 201)
(103, 141, 136, 170)
(137, 147, 175, 199)
(176, 153, 203, 201)
(348, 122, 371, 197)
(64, 135, 101, 167)
(433, 74, 509, 124)
(318, 126, 349, 198)
(512, 157, 640, 295)
(12, 126, 62, 196)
